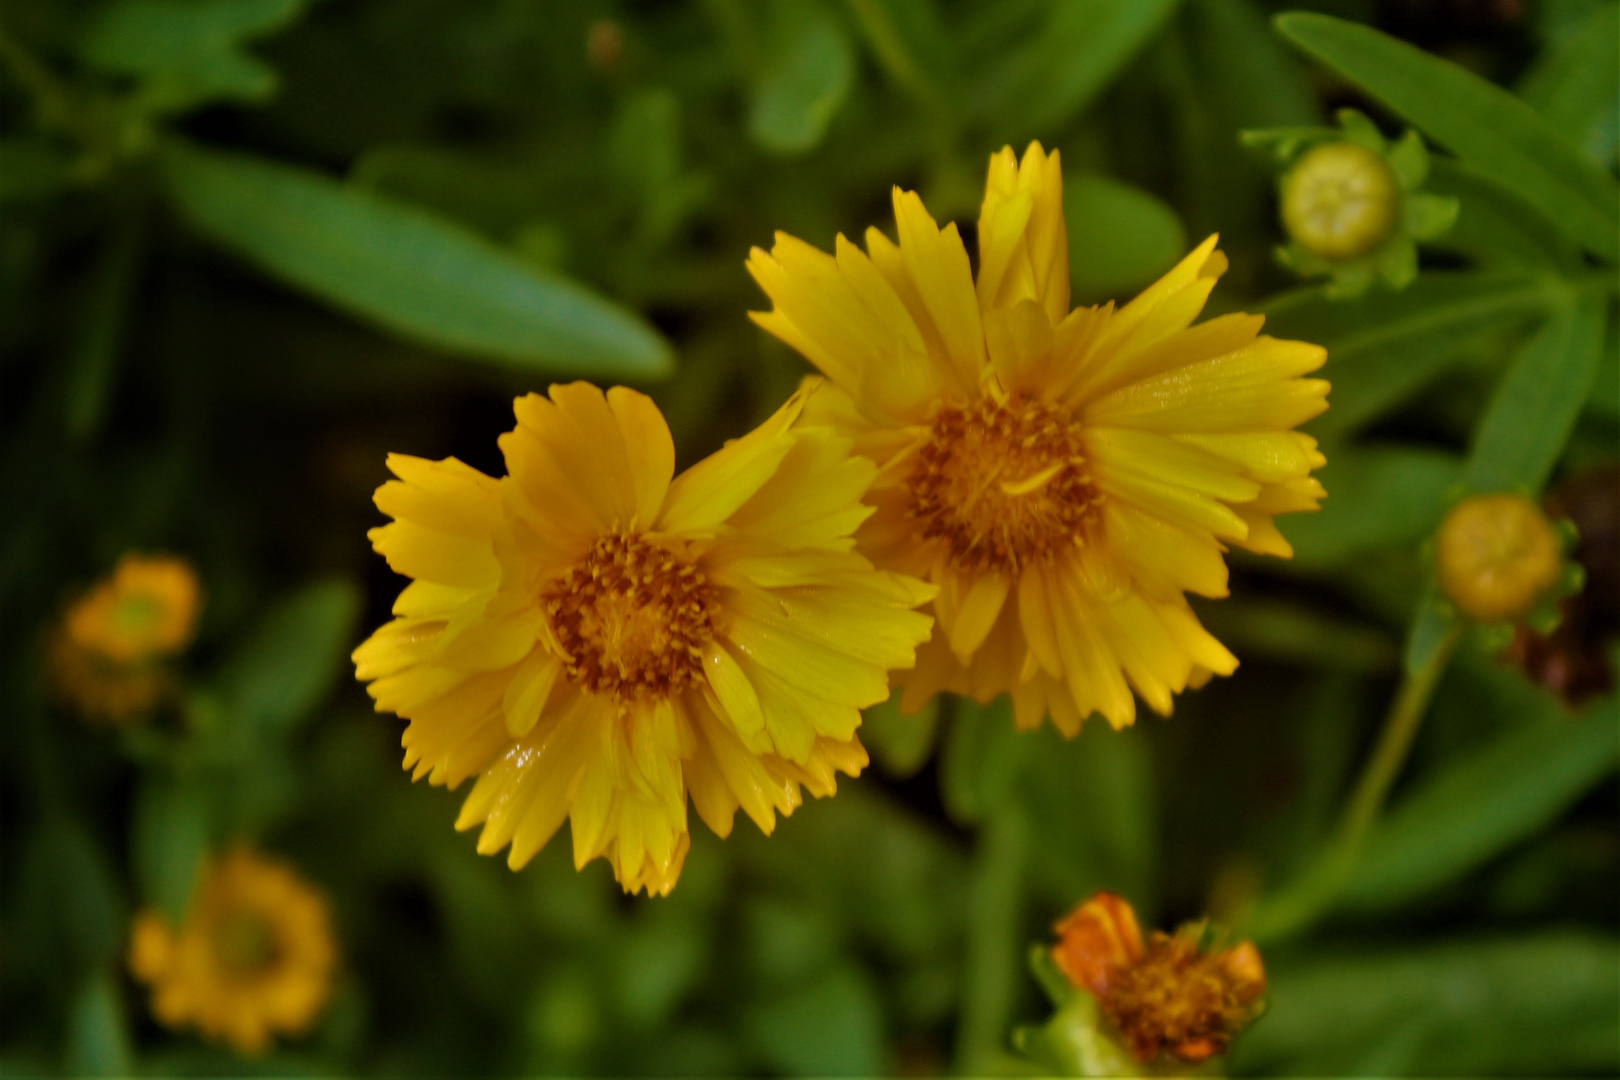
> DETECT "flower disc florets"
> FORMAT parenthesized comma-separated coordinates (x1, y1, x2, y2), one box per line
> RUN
(542, 531, 718, 704)
(907, 396, 1096, 575)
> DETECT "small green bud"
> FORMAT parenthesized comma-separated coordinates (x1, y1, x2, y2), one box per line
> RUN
(1281, 142, 1400, 260)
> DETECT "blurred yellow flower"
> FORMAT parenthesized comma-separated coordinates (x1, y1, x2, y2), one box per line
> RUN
(129, 847, 336, 1057)
(747, 143, 1329, 734)
(50, 553, 201, 723)
(1437, 493, 1564, 622)
(353, 382, 934, 895)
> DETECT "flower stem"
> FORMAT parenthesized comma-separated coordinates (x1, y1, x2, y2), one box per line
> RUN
(1243, 621, 1463, 941)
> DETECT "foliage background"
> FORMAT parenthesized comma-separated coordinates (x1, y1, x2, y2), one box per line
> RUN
(1, 0, 1616, 1075)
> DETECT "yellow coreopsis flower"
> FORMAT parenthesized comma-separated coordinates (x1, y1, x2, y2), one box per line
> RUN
(50, 553, 202, 722)
(353, 382, 934, 895)
(129, 847, 336, 1056)
(747, 143, 1329, 734)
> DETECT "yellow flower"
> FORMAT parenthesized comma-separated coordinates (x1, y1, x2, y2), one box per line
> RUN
(353, 382, 934, 895)
(129, 847, 336, 1056)
(1436, 493, 1564, 622)
(66, 553, 201, 663)
(747, 142, 1329, 734)
(50, 553, 201, 723)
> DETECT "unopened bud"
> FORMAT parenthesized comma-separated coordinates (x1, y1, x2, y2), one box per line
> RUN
(1437, 493, 1563, 622)
(1281, 142, 1399, 260)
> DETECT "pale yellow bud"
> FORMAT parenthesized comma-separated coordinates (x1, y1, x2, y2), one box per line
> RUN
(1437, 494, 1564, 622)
(1281, 143, 1399, 260)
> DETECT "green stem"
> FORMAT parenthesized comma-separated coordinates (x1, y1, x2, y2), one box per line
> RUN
(1244, 622, 1463, 941)
(954, 802, 1030, 1075)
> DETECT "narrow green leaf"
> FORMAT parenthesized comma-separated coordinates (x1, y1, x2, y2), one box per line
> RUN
(987, 0, 1183, 136)
(1516, 1, 1620, 165)
(1274, 13, 1619, 260)
(1425, 157, 1583, 270)
(749, 2, 855, 154)
(65, 218, 143, 442)
(160, 143, 674, 378)
(217, 578, 360, 736)
(1283, 445, 1462, 569)
(1403, 582, 1456, 676)
(746, 965, 884, 1076)
(1465, 294, 1605, 493)
(78, 0, 306, 111)
(1233, 933, 1620, 1076)
(844, 0, 953, 111)
(64, 971, 133, 1078)
(132, 777, 209, 924)
(1263, 273, 1558, 439)
(1346, 697, 1619, 908)
(939, 696, 1027, 824)
(1065, 174, 1186, 302)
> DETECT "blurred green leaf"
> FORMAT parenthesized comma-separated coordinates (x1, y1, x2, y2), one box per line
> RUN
(0, 139, 73, 203)
(614, 911, 706, 1029)
(160, 143, 674, 378)
(1275, 13, 1620, 261)
(1403, 582, 1457, 675)
(844, 0, 953, 111)
(78, 0, 307, 112)
(746, 964, 884, 1075)
(749, 0, 855, 155)
(1065, 174, 1186, 303)
(1425, 157, 1584, 270)
(1232, 932, 1620, 1075)
(1264, 273, 1559, 440)
(986, 0, 1183, 136)
(940, 696, 1028, 824)
(1346, 697, 1619, 909)
(609, 90, 710, 250)
(860, 687, 939, 779)
(64, 970, 133, 1078)
(133, 775, 209, 924)
(1197, 598, 1397, 673)
(1282, 445, 1462, 569)
(1516, 1, 1620, 165)
(64, 218, 142, 442)
(26, 819, 126, 971)
(217, 578, 360, 737)
(1464, 294, 1606, 494)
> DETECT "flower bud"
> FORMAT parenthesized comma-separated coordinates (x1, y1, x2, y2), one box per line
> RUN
(1437, 493, 1564, 622)
(1281, 142, 1400, 260)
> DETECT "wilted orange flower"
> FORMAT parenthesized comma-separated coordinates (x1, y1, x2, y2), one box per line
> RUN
(1051, 891, 1265, 1063)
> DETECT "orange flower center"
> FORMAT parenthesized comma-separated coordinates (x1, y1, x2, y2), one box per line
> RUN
(906, 396, 1097, 574)
(542, 532, 717, 704)
(1099, 932, 1265, 1063)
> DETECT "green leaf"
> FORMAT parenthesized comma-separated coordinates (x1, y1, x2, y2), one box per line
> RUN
(133, 776, 209, 924)
(1403, 581, 1456, 675)
(748, 1, 855, 154)
(1065, 174, 1186, 303)
(64, 218, 143, 442)
(1346, 697, 1619, 908)
(159, 142, 674, 378)
(843, 0, 953, 111)
(1274, 13, 1619, 261)
(939, 696, 1028, 824)
(986, 0, 1183, 136)
(746, 965, 884, 1076)
(1232, 933, 1620, 1076)
(1283, 445, 1462, 569)
(1465, 294, 1606, 493)
(1262, 272, 1560, 440)
(861, 688, 940, 779)
(217, 578, 360, 737)
(1424, 157, 1583, 270)
(78, 0, 306, 112)
(1516, 1, 1620, 165)
(64, 971, 133, 1078)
